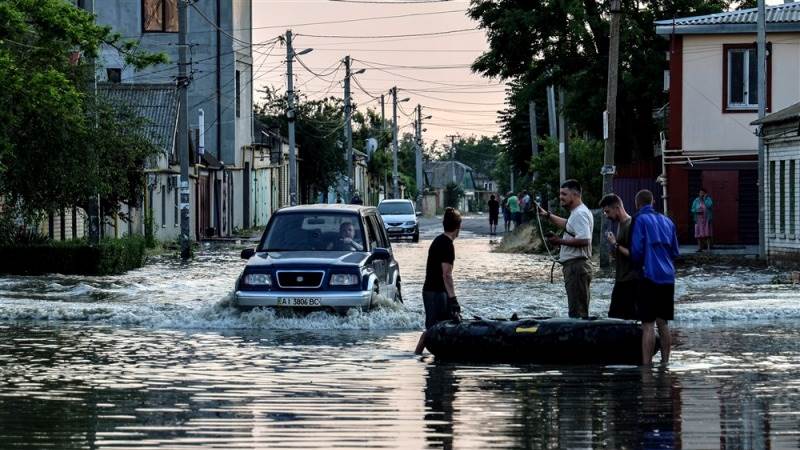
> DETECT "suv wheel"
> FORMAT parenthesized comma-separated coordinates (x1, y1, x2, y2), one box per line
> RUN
(412, 229, 419, 243)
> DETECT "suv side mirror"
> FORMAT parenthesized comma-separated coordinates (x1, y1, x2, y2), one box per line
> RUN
(240, 248, 256, 259)
(369, 247, 391, 262)
(416, 211, 422, 217)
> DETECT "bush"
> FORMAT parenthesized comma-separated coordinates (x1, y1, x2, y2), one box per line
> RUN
(0, 235, 147, 276)
(444, 182, 464, 209)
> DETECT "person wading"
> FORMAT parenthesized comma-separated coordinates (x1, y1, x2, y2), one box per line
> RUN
(630, 189, 680, 365)
(538, 179, 594, 318)
(600, 194, 638, 320)
(415, 207, 463, 355)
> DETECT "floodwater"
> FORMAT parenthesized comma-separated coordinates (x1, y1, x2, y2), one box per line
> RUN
(1, 228, 799, 449)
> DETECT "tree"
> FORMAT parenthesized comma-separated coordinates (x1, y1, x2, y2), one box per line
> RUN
(255, 87, 347, 201)
(468, 0, 729, 166)
(530, 137, 604, 208)
(0, 0, 167, 226)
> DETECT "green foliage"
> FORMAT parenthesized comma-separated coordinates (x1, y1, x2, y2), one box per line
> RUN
(0, 0, 166, 226)
(444, 182, 464, 209)
(255, 88, 346, 200)
(0, 235, 147, 275)
(530, 137, 604, 208)
(445, 135, 502, 178)
(469, 0, 729, 170)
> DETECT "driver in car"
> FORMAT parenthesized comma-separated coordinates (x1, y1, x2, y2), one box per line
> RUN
(333, 222, 363, 252)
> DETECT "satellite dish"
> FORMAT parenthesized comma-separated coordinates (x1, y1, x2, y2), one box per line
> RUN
(366, 138, 378, 154)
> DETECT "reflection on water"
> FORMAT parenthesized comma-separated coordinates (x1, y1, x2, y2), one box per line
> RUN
(0, 237, 800, 448)
(0, 324, 798, 449)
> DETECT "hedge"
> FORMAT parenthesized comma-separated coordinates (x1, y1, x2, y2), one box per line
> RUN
(0, 235, 147, 276)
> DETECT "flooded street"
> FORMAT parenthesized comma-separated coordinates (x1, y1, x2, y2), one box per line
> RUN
(1, 222, 800, 449)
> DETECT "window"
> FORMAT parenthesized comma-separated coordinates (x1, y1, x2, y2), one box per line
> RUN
(780, 160, 786, 233)
(260, 213, 365, 252)
(174, 187, 179, 227)
(106, 68, 121, 83)
(161, 185, 166, 228)
(723, 44, 771, 113)
(790, 160, 796, 236)
(235, 70, 241, 118)
(143, 0, 178, 33)
(368, 215, 388, 249)
(769, 160, 776, 233)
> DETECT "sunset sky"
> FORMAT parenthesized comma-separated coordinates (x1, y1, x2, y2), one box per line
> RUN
(250, 0, 508, 146)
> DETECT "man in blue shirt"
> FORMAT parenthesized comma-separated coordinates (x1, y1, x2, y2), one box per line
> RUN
(630, 190, 680, 365)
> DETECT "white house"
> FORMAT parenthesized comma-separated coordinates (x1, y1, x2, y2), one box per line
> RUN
(655, 1, 800, 245)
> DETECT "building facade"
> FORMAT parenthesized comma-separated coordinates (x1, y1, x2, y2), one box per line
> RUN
(655, 2, 800, 244)
(93, 0, 255, 240)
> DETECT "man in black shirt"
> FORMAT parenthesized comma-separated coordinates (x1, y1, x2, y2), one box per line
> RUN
(487, 194, 500, 235)
(415, 207, 462, 354)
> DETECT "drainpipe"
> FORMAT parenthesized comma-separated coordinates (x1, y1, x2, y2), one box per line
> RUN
(216, 0, 222, 162)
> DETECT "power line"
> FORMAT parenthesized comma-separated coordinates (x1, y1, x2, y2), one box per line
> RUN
(297, 28, 476, 40)
(237, 8, 466, 31)
(401, 90, 504, 106)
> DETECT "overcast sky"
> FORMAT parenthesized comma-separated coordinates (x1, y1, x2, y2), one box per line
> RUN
(251, 0, 507, 146)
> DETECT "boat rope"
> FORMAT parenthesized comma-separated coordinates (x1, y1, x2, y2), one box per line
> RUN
(534, 200, 561, 284)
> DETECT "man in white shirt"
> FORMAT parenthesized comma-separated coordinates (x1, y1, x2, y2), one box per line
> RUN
(538, 179, 594, 318)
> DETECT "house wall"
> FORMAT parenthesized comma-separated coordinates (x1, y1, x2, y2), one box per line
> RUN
(681, 33, 800, 153)
(764, 134, 800, 264)
(95, 1, 252, 238)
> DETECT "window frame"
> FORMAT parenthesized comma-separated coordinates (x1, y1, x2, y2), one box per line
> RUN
(142, 0, 179, 34)
(722, 43, 772, 113)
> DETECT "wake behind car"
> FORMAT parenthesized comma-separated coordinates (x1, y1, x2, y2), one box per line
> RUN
(378, 199, 420, 242)
(234, 204, 402, 313)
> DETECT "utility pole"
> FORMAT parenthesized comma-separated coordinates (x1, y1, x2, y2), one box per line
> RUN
(392, 87, 400, 198)
(284, 30, 311, 206)
(415, 104, 423, 205)
(558, 87, 568, 184)
(286, 30, 298, 206)
(380, 94, 386, 130)
(80, 0, 100, 245)
(447, 135, 459, 184)
(547, 86, 558, 139)
(178, 0, 191, 259)
(600, 0, 622, 269)
(529, 99, 539, 176)
(343, 56, 352, 202)
(757, 0, 767, 259)
(342, 56, 364, 202)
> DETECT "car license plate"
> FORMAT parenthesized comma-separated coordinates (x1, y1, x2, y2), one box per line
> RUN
(277, 297, 322, 307)
(388, 227, 402, 232)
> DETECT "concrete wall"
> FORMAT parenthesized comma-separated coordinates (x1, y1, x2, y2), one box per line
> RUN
(681, 34, 800, 153)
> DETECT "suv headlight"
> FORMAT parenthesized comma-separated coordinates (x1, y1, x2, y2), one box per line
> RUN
(244, 273, 271, 286)
(404, 221, 416, 226)
(330, 273, 359, 286)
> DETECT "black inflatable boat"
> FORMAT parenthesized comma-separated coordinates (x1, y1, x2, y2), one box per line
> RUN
(424, 317, 657, 365)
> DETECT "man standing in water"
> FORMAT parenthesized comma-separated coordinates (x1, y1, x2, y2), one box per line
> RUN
(630, 189, 679, 365)
(538, 179, 594, 318)
(600, 194, 637, 319)
(415, 207, 462, 355)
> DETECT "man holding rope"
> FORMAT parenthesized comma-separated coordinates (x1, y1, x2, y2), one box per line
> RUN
(537, 179, 594, 318)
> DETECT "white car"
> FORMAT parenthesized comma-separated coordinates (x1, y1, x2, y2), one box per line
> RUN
(378, 199, 420, 242)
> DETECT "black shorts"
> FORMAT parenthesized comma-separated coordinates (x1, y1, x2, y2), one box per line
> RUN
(489, 214, 499, 225)
(636, 279, 674, 322)
(423, 291, 450, 329)
(609, 280, 638, 320)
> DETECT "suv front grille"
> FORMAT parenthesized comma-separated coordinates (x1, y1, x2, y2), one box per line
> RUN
(276, 271, 324, 288)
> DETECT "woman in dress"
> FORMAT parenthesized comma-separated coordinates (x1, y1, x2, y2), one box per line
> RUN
(691, 187, 713, 252)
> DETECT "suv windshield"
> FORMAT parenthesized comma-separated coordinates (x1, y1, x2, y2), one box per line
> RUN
(261, 213, 366, 252)
(378, 202, 414, 215)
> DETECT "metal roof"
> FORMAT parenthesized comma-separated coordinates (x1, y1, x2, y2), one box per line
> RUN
(97, 83, 179, 154)
(656, 2, 800, 35)
(751, 101, 800, 126)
